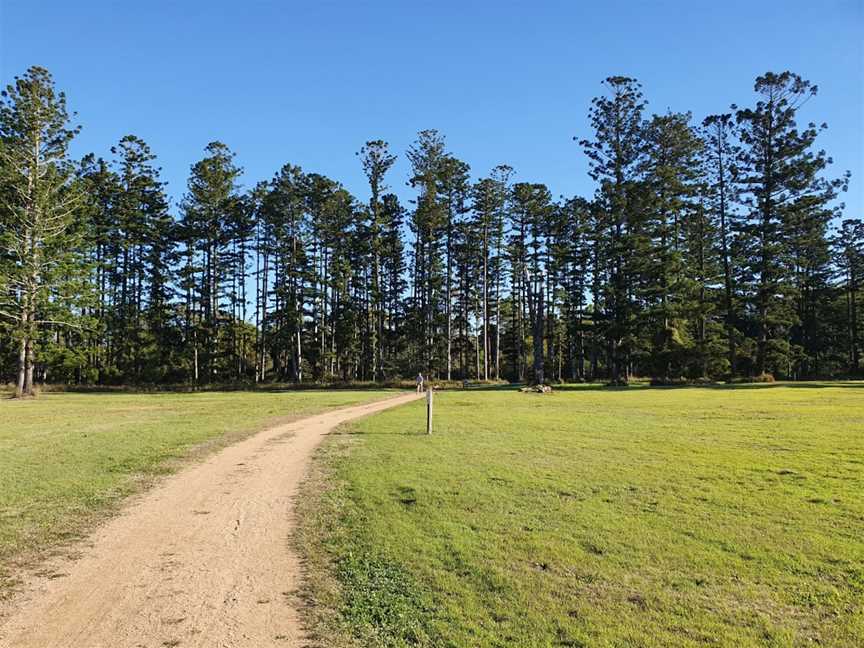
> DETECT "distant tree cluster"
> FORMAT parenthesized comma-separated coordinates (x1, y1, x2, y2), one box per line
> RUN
(1, 67, 861, 395)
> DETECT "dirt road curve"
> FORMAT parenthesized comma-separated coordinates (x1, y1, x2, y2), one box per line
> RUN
(0, 392, 420, 648)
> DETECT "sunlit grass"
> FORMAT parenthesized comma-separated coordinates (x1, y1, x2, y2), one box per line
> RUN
(299, 383, 864, 647)
(0, 389, 392, 587)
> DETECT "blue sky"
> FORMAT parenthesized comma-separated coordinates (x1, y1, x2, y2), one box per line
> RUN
(2, 0, 862, 221)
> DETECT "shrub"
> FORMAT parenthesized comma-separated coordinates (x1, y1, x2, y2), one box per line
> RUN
(728, 372, 775, 384)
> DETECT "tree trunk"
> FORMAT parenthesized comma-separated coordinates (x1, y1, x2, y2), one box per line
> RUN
(24, 338, 35, 395)
(16, 335, 27, 398)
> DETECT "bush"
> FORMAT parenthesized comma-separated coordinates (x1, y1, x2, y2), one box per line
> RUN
(606, 378, 630, 387)
(728, 372, 775, 384)
(690, 376, 716, 385)
(650, 376, 688, 386)
(650, 376, 718, 387)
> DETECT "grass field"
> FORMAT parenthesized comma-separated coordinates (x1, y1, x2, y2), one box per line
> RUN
(297, 383, 864, 647)
(0, 389, 392, 589)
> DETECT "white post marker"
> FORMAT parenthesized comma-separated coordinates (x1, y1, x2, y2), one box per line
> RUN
(426, 385, 433, 435)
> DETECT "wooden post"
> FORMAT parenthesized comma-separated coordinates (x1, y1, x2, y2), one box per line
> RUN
(426, 386, 433, 435)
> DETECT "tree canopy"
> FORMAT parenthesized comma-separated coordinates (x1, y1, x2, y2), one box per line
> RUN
(0, 66, 859, 392)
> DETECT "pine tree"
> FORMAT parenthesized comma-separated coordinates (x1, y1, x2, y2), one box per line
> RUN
(471, 176, 503, 380)
(451, 206, 479, 378)
(249, 181, 270, 381)
(580, 77, 646, 384)
(358, 140, 397, 380)
(702, 113, 740, 375)
(0, 66, 90, 397)
(786, 196, 836, 377)
(406, 130, 447, 375)
(506, 183, 529, 381)
(682, 197, 725, 378)
(509, 183, 553, 384)
(228, 190, 255, 379)
(735, 72, 848, 376)
(77, 153, 120, 382)
(550, 196, 593, 380)
(179, 142, 244, 382)
(106, 135, 174, 381)
(438, 154, 471, 379)
(489, 165, 513, 380)
(260, 164, 310, 382)
(379, 193, 407, 375)
(834, 218, 863, 374)
(639, 112, 703, 379)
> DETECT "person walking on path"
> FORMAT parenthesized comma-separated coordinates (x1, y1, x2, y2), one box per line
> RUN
(416, 372, 425, 394)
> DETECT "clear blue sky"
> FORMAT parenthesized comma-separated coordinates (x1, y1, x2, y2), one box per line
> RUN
(2, 0, 862, 221)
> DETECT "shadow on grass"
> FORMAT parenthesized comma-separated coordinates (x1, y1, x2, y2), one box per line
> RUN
(5, 380, 860, 400)
(5, 385, 409, 398)
(331, 428, 426, 437)
(704, 381, 863, 390)
(551, 380, 864, 392)
(453, 384, 523, 392)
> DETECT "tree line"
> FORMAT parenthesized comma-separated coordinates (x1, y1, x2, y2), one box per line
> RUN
(1, 66, 861, 396)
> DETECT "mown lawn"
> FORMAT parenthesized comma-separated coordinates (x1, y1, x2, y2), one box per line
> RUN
(298, 383, 864, 647)
(0, 389, 393, 588)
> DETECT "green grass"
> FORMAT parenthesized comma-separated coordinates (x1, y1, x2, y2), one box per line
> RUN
(0, 389, 393, 587)
(297, 383, 864, 647)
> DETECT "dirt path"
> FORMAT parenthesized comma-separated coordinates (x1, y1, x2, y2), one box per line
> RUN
(0, 392, 420, 648)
